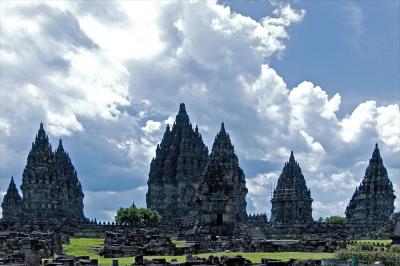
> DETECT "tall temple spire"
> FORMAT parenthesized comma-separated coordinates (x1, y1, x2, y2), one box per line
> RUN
(147, 103, 208, 222)
(54, 138, 85, 221)
(271, 150, 313, 224)
(197, 122, 247, 229)
(212, 122, 234, 158)
(346, 144, 395, 222)
(19, 122, 85, 224)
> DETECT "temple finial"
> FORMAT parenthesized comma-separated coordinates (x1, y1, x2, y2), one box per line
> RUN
(179, 103, 186, 113)
(372, 143, 381, 159)
(56, 139, 64, 152)
(289, 150, 295, 162)
(220, 122, 226, 133)
(37, 122, 47, 139)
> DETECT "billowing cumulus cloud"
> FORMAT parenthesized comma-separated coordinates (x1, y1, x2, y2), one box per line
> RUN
(0, 1, 398, 221)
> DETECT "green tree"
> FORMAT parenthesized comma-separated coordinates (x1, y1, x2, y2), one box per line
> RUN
(115, 207, 160, 225)
(325, 215, 346, 224)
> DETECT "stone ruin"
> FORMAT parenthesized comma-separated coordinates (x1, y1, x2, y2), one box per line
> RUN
(391, 212, 400, 244)
(43, 255, 99, 266)
(101, 229, 177, 258)
(0, 231, 62, 265)
(1, 123, 85, 226)
(134, 254, 345, 266)
(346, 144, 396, 223)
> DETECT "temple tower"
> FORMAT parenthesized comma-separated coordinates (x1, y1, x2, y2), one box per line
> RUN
(146, 103, 209, 221)
(270, 151, 313, 224)
(55, 139, 85, 222)
(197, 123, 248, 228)
(346, 144, 396, 223)
(20, 122, 61, 221)
(1, 177, 23, 222)
(13, 122, 86, 224)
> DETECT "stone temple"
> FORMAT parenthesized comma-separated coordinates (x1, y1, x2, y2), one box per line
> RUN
(146, 103, 209, 222)
(270, 151, 313, 224)
(196, 123, 248, 228)
(1, 123, 85, 224)
(1, 177, 23, 222)
(346, 144, 396, 223)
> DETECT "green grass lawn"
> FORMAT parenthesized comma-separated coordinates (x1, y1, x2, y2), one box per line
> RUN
(355, 239, 392, 244)
(62, 238, 335, 266)
(171, 240, 189, 248)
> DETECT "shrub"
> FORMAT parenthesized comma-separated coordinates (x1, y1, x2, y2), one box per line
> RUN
(336, 250, 400, 266)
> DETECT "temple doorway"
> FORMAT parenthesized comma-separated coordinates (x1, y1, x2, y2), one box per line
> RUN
(217, 213, 223, 226)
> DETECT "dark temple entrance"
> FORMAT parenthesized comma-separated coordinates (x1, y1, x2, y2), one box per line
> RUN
(217, 213, 223, 226)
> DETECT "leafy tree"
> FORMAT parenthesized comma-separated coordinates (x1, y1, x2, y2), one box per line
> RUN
(115, 207, 160, 225)
(325, 215, 346, 224)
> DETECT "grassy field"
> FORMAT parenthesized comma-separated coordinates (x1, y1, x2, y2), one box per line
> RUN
(62, 238, 335, 266)
(355, 239, 392, 244)
(171, 240, 189, 248)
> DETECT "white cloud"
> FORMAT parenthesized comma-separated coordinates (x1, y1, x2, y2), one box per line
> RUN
(142, 120, 162, 134)
(246, 172, 279, 217)
(0, 118, 11, 136)
(340, 101, 377, 143)
(376, 105, 400, 151)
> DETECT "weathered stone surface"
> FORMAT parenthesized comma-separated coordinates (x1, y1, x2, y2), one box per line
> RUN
(390, 212, 400, 244)
(1, 122, 85, 225)
(1, 177, 23, 222)
(270, 151, 313, 224)
(146, 103, 209, 222)
(0, 231, 62, 263)
(196, 123, 248, 228)
(346, 144, 396, 223)
(55, 139, 85, 222)
(102, 229, 177, 258)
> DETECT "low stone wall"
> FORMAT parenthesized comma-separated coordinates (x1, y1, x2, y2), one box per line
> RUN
(190, 234, 346, 254)
(134, 255, 346, 266)
(0, 231, 62, 265)
(101, 229, 177, 258)
(265, 221, 390, 240)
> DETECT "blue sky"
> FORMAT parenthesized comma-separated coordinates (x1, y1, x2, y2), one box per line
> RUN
(226, 0, 400, 114)
(0, 0, 399, 221)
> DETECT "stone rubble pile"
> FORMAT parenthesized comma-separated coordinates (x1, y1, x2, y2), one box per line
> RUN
(132, 255, 348, 266)
(0, 231, 62, 265)
(101, 229, 177, 258)
(43, 255, 99, 266)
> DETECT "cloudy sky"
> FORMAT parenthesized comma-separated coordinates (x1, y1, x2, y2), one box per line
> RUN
(0, 0, 399, 221)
